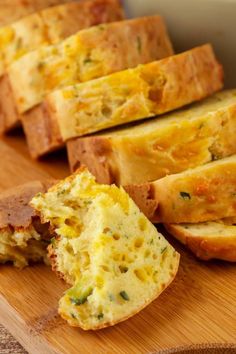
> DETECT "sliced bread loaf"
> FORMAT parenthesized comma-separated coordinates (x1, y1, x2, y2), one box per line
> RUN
(31, 168, 179, 330)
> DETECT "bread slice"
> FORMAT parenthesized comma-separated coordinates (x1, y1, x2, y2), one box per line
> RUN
(31, 169, 179, 330)
(124, 155, 236, 224)
(0, 180, 53, 268)
(0, 0, 73, 27)
(0, 0, 124, 134)
(9, 15, 173, 115)
(67, 89, 236, 185)
(165, 221, 236, 262)
(24, 44, 223, 159)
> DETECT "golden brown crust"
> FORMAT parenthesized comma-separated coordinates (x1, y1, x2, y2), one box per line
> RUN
(21, 104, 63, 159)
(0, 180, 54, 229)
(124, 184, 159, 221)
(67, 137, 114, 183)
(0, 75, 20, 134)
(165, 224, 236, 262)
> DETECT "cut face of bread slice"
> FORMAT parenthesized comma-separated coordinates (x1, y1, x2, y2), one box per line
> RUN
(0, 0, 73, 27)
(0, 181, 53, 268)
(67, 89, 236, 185)
(9, 15, 173, 115)
(31, 169, 179, 330)
(124, 155, 236, 224)
(165, 220, 236, 262)
(0, 0, 124, 134)
(24, 44, 223, 159)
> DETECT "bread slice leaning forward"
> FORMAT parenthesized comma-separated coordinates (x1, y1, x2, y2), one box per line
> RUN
(25, 44, 222, 158)
(67, 89, 236, 185)
(0, 180, 53, 268)
(31, 169, 180, 330)
(124, 155, 236, 224)
(165, 220, 236, 262)
(0, 0, 124, 134)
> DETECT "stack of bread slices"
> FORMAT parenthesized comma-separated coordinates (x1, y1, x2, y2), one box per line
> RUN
(0, 0, 236, 330)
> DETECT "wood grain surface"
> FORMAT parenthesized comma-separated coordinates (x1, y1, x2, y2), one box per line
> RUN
(0, 132, 236, 354)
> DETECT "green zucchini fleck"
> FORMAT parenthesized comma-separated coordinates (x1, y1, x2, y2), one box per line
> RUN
(161, 246, 167, 254)
(69, 287, 93, 306)
(84, 57, 92, 64)
(97, 313, 104, 320)
(180, 191, 191, 200)
(119, 291, 129, 301)
(136, 36, 142, 53)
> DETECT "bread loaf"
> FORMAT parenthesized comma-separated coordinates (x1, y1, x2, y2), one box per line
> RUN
(124, 155, 236, 224)
(165, 221, 236, 262)
(0, 180, 53, 268)
(31, 168, 179, 330)
(67, 89, 236, 185)
(23, 45, 223, 158)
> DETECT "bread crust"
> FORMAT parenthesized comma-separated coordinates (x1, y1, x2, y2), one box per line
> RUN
(0, 180, 53, 229)
(22, 104, 63, 159)
(0, 75, 20, 134)
(124, 155, 236, 224)
(67, 90, 236, 185)
(165, 223, 236, 262)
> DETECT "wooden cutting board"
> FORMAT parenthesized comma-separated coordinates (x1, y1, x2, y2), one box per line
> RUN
(0, 133, 236, 354)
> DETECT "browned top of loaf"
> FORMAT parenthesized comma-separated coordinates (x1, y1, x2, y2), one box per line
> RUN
(0, 180, 53, 229)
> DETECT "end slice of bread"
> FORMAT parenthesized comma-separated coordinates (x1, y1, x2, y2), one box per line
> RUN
(124, 155, 236, 224)
(0, 180, 53, 268)
(31, 169, 179, 330)
(165, 220, 236, 262)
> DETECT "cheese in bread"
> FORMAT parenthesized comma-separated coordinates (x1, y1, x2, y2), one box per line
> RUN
(165, 221, 236, 262)
(31, 169, 179, 330)
(124, 155, 236, 224)
(0, 181, 53, 268)
(67, 89, 236, 184)
(9, 15, 173, 114)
